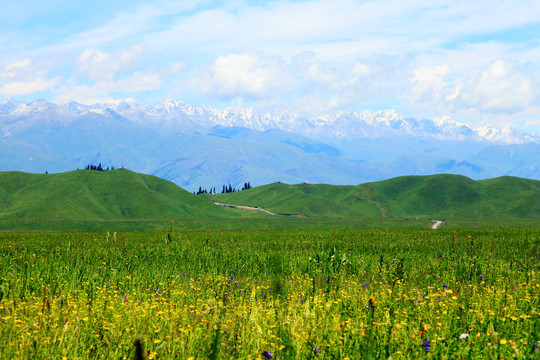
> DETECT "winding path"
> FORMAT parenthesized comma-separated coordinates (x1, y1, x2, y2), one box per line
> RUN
(431, 220, 443, 229)
(213, 202, 304, 217)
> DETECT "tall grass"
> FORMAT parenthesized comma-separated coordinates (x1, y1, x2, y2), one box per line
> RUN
(0, 229, 538, 358)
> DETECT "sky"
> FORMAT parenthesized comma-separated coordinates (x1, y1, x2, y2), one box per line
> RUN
(1, 0, 540, 132)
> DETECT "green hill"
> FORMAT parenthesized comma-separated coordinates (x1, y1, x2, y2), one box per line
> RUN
(0, 169, 238, 221)
(0, 171, 538, 231)
(208, 182, 380, 217)
(208, 174, 540, 219)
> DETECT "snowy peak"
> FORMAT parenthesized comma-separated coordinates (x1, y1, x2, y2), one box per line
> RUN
(5, 99, 55, 117)
(430, 116, 475, 138)
(63, 101, 91, 114)
(155, 98, 187, 113)
(1, 98, 538, 145)
(476, 126, 537, 144)
(364, 110, 406, 128)
(1, 99, 76, 124)
(0, 99, 24, 113)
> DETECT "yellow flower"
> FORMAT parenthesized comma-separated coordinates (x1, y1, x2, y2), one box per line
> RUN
(500, 339, 507, 345)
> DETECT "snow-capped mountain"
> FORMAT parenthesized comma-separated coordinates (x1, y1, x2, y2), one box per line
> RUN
(476, 126, 537, 144)
(13, 98, 533, 144)
(80, 99, 538, 144)
(1, 98, 539, 191)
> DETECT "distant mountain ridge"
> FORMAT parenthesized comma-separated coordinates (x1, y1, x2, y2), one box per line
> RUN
(2, 98, 537, 144)
(1, 98, 539, 191)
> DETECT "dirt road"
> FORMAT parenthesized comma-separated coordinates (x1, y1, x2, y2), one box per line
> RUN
(213, 202, 304, 217)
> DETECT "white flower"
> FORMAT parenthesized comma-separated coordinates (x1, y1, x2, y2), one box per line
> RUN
(459, 333, 470, 341)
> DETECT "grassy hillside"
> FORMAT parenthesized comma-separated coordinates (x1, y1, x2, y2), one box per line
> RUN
(207, 182, 380, 217)
(361, 174, 540, 218)
(208, 174, 540, 220)
(1, 171, 538, 231)
(0, 169, 247, 222)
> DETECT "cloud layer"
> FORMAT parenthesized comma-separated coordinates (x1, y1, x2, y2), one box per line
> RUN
(1, 0, 540, 131)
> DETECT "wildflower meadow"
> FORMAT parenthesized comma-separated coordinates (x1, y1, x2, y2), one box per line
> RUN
(0, 228, 538, 359)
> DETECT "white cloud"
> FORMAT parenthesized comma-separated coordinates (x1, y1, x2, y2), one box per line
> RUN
(76, 44, 145, 81)
(289, 55, 408, 115)
(54, 82, 113, 105)
(161, 61, 187, 76)
(186, 50, 410, 115)
(409, 64, 455, 110)
(115, 71, 161, 92)
(191, 52, 293, 100)
(0, 59, 58, 96)
(0, 78, 58, 97)
(55, 70, 160, 104)
(459, 60, 535, 113)
(406, 60, 536, 116)
(2, 59, 32, 79)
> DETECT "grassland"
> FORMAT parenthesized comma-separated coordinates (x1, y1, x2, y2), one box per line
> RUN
(0, 228, 538, 359)
(0, 170, 539, 231)
(0, 169, 267, 231)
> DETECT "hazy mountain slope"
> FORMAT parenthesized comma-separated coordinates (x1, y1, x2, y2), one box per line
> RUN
(1, 99, 539, 192)
(464, 143, 540, 179)
(151, 131, 384, 190)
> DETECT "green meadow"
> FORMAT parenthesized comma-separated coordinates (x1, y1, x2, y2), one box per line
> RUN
(0, 170, 539, 358)
(0, 229, 539, 359)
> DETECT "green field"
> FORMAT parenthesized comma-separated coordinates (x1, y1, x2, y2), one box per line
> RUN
(0, 170, 539, 231)
(1, 228, 539, 359)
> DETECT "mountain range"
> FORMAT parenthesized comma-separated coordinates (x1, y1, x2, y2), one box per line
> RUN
(1, 98, 539, 191)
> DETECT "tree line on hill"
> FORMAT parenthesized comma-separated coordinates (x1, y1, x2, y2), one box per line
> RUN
(195, 182, 252, 195)
(84, 163, 116, 171)
(45, 163, 118, 174)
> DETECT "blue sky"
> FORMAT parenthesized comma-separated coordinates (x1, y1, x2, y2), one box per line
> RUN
(1, 0, 540, 132)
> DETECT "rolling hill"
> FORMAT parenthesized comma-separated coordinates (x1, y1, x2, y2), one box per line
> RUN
(0, 168, 244, 221)
(0, 170, 538, 231)
(208, 174, 540, 219)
